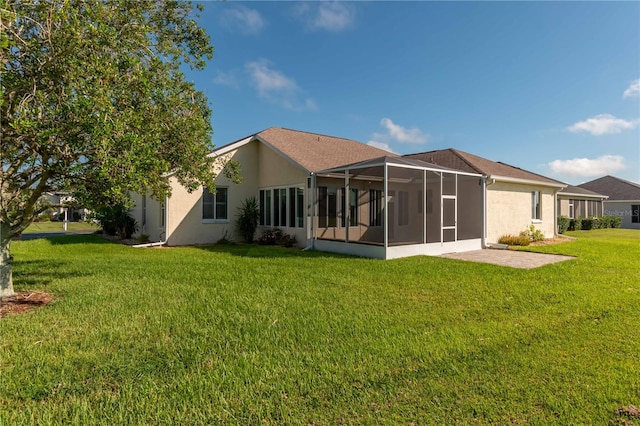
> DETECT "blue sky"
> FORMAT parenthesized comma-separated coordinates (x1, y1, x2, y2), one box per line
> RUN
(186, 1, 640, 185)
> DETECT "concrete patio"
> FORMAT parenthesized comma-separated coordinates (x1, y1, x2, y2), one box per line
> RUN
(441, 248, 575, 269)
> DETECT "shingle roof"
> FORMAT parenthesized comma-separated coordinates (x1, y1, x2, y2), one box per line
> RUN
(578, 175, 640, 200)
(404, 148, 564, 186)
(558, 184, 606, 198)
(255, 127, 396, 172)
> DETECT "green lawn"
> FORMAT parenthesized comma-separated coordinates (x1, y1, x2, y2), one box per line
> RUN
(2, 230, 639, 424)
(22, 221, 99, 234)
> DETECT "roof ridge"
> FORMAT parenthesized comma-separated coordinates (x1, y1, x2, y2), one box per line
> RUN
(448, 148, 485, 174)
(276, 127, 358, 142)
(496, 160, 565, 184)
(607, 175, 640, 189)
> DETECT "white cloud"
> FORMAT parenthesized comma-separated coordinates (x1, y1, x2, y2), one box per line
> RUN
(623, 79, 640, 99)
(379, 118, 428, 144)
(246, 59, 316, 110)
(567, 114, 638, 136)
(294, 2, 355, 32)
(548, 155, 625, 177)
(213, 70, 239, 88)
(221, 5, 265, 35)
(367, 141, 396, 153)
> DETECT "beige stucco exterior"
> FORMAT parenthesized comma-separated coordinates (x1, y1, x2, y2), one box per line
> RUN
(131, 140, 311, 247)
(486, 181, 557, 243)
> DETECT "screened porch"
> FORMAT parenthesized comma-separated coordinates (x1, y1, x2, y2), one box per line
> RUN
(311, 156, 484, 259)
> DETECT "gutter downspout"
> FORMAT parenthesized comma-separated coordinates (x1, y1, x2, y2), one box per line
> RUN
(483, 177, 495, 247)
(133, 195, 169, 248)
(303, 172, 316, 251)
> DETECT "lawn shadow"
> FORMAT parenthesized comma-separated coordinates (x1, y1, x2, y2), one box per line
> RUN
(191, 243, 359, 260)
(45, 234, 114, 245)
(12, 259, 92, 287)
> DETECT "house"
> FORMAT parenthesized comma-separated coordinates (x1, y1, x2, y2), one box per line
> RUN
(557, 185, 607, 219)
(131, 128, 573, 258)
(130, 127, 485, 258)
(130, 127, 394, 248)
(578, 175, 640, 229)
(403, 149, 566, 244)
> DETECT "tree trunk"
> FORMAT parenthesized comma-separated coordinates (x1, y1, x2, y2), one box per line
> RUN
(0, 229, 15, 299)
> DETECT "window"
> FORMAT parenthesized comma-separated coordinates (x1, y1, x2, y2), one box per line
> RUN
(531, 191, 541, 221)
(260, 187, 304, 228)
(341, 188, 359, 227)
(273, 188, 287, 227)
(160, 202, 165, 227)
(568, 201, 574, 219)
(369, 189, 383, 226)
(632, 205, 640, 223)
(202, 187, 228, 221)
(288, 187, 305, 228)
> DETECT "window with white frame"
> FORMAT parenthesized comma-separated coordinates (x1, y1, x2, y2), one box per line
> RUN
(531, 191, 541, 221)
(259, 187, 304, 228)
(202, 187, 228, 221)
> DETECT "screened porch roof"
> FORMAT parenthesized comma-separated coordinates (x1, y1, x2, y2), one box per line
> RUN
(316, 155, 482, 177)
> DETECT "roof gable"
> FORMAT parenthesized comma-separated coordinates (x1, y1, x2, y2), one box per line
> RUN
(213, 127, 395, 173)
(578, 175, 640, 200)
(404, 148, 564, 186)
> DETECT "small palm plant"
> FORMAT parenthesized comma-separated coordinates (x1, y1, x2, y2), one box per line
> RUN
(236, 196, 260, 243)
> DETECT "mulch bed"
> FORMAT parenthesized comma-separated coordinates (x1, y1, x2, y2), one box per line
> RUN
(529, 236, 576, 246)
(0, 291, 54, 318)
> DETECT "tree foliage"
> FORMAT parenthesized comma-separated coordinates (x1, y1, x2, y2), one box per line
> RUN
(0, 0, 221, 296)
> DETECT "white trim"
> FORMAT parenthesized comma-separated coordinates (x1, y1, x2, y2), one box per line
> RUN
(491, 175, 566, 189)
(558, 192, 608, 200)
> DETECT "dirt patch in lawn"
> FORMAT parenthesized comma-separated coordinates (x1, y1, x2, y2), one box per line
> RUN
(1, 291, 54, 318)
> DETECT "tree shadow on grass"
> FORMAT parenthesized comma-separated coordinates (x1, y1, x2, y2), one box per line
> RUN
(12, 259, 92, 287)
(45, 234, 113, 245)
(191, 243, 359, 260)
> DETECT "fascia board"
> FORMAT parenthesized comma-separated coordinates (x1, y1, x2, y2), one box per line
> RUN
(490, 175, 566, 189)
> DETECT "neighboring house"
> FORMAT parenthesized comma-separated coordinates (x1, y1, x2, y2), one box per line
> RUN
(130, 127, 485, 258)
(578, 175, 640, 229)
(403, 149, 566, 244)
(39, 192, 89, 221)
(557, 185, 607, 219)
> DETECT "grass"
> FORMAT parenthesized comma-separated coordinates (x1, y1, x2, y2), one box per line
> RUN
(22, 221, 99, 234)
(1, 229, 639, 424)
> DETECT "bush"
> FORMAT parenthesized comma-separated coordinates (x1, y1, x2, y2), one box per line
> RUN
(258, 228, 283, 245)
(90, 204, 138, 239)
(581, 217, 597, 230)
(520, 225, 545, 242)
(569, 217, 582, 232)
(608, 215, 622, 228)
(498, 235, 531, 246)
(557, 216, 570, 234)
(236, 196, 260, 243)
(258, 228, 296, 247)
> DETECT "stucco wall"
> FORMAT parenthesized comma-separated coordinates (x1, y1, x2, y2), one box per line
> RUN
(166, 140, 310, 246)
(603, 201, 640, 229)
(130, 193, 166, 242)
(486, 182, 557, 243)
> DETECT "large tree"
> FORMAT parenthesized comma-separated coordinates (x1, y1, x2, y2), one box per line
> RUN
(0, 0, 221, 298)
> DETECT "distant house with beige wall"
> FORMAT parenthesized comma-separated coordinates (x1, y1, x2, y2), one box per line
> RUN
(557, 185, 607, 219)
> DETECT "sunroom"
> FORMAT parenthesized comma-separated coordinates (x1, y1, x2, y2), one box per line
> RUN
(311, 156, 485, 259)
